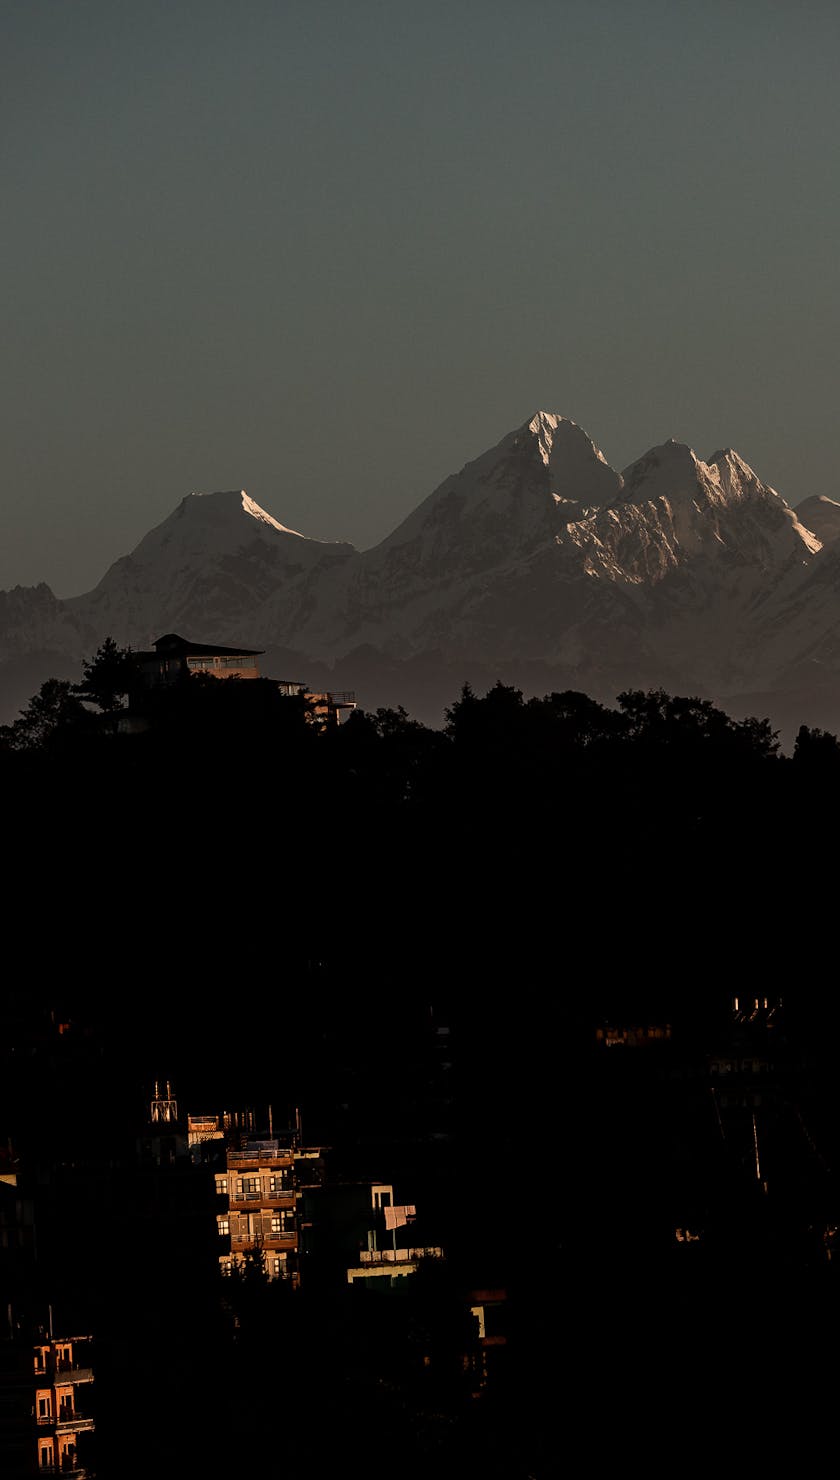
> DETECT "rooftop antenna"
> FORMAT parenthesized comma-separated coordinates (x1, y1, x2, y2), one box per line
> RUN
(151, 1080, 178, 1123)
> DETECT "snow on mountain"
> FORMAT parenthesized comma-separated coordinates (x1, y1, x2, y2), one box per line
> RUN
(62, 489, 357, 652)
(307, 412, 622, 657)
(371, 411, 622, 570)
(617, 440, 818, 565)
(2, 412, 840, 727)
(303, 421, 818, 685)
(795, 494, 840, 548)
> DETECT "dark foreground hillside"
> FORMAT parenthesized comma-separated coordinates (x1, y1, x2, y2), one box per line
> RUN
(2, 672, 839, 1474)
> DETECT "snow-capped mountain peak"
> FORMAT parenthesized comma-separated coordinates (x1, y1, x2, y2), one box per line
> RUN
(619, 439, 702, 503)
(236, 489, 304, 537)
(2, 409, 838, 734)
(172, 488, 306, 543)
(520, 411, 620, 504)
(362, 411, 624, 587)
(526, 410, 610, 470)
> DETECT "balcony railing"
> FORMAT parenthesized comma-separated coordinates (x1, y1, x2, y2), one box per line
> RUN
(38, 1405, 95, 1428)
(231, 1231, 297, 1247)
(56, 1415, 95, 1434)
(358, 1247, 444, 1265)
(227, 1151, 294, 1167)
(37, 1364, 94, 1384)
(229, 1190, 295, 1205)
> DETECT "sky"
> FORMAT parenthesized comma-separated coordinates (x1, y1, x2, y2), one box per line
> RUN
(3, 0, 840, 597)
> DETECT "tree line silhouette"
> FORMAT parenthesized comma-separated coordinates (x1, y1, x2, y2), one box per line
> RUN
(3, 643, 839, 1475)
(3, 636, 836, 1061)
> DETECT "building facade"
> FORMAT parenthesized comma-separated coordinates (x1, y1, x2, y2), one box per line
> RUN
(216, 1140, 300, 1285)
(33, 1335, 95, 1477)
(132, 632, 356, 726)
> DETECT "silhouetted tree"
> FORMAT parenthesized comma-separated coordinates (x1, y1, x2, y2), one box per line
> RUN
(0, 677, 88, 751)
(75, 637, 138, 715)
(617, 688, 778, 757)
(793, 722, 840, 768)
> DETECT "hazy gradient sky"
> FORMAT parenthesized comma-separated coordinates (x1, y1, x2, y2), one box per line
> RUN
(3, 0, 839, 596)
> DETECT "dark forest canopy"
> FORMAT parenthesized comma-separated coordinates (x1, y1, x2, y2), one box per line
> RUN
(1, 637, 830, 763)
(3, 643, 838, 882)
(3, 642, 838, 1057)
(2, 643, 837, 824)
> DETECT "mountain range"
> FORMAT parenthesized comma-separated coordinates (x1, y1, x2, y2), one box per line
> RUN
(4, 411, 840, 736)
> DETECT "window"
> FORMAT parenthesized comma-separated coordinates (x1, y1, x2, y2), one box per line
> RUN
(218, 1217, 230, 1237)
(38, 1396, 51, 1419)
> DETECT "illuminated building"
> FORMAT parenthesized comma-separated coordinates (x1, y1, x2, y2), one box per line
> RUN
(215, 1136, 301, 1285)
(33, 1334, 95, 1477)
(134, 633, 263, 685)
(132, 632, 356, 726)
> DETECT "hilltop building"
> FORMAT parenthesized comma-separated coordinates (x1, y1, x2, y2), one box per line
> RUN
(130, 632, 356, 727)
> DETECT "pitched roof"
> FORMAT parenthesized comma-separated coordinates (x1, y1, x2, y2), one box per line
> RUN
(151, 633, 264, 658)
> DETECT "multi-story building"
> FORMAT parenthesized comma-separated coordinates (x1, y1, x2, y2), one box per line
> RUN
(131, 632, 356, 727)
(134, 633, 264, 686)
(216, 1138, 300, 1285)
(33, 1334, 95, 1477)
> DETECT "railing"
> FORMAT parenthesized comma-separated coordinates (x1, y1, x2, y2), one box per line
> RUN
(231, 1231, 296, 1247)
(358, 1247, 444, 1265)
(228, 1150, 294, 1166)
(229, 1190, 294, 1205)
(46, 1364, 93, 1382)
(55, 1414, 95, 1433)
